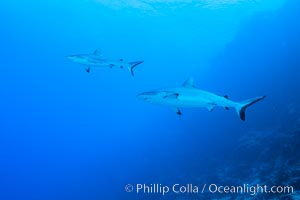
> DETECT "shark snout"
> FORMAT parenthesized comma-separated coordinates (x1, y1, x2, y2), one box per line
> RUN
(67, 55, 75, 61)
(136, 93, 149, 101)
(67, 56, 74, 61)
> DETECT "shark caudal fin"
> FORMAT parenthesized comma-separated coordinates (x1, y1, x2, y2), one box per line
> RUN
(128, 61, 144, 77)
(235, 96, 266, 121)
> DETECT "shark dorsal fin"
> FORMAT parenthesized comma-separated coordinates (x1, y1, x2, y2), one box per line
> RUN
(93, 49, 102, 56)
(182, 78, 195, 88)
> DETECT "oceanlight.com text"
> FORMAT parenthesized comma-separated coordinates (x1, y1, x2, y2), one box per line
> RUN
(208, 184, 294, 196)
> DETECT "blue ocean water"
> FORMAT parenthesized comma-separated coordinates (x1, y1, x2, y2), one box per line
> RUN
(0, 0, 299, 199)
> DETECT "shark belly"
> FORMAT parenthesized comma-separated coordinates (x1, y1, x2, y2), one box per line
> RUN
(161, 96, 212, 108)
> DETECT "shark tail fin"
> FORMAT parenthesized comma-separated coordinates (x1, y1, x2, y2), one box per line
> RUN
(235, 96, 266, 121)
(128, 61, 144, 77)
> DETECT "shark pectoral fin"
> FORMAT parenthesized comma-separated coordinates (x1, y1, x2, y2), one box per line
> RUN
(208, 107, 215, 112)
(85, 66, 91, 73)
(207, 104, 216, 112)
(163, 93, 179, 99)
(171, 107, 182, 115)
(224, 96, 229, 110)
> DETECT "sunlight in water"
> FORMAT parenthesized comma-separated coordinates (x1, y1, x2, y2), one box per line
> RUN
(95, 0, 285, 12)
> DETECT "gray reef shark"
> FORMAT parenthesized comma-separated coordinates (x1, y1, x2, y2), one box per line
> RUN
(137, 78, 266, 121)
(67, 49, 144, 76)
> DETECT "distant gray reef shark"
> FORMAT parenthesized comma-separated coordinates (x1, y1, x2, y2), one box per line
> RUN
(137, 78, 266, 121)
(67, 49, 144, 76)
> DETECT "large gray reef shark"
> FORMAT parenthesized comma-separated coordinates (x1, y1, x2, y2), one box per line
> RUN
(137, 78, 266, 121)
(67, 49, 144, 76)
